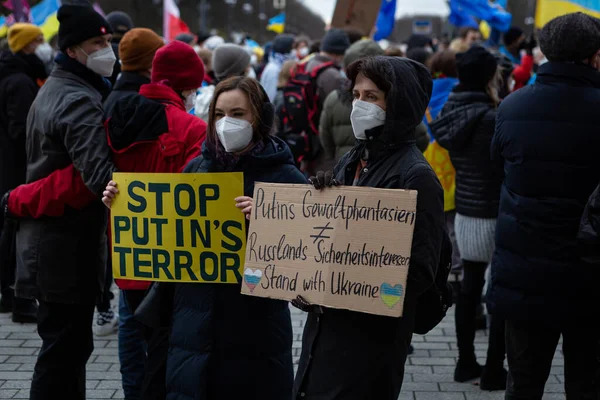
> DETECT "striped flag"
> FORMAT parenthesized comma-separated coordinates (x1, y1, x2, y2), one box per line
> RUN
(163, 0, 190, 42)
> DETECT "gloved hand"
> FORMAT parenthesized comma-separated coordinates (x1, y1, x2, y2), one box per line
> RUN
(524, 34, 537, 56)
(1, 191, 11, 220)
(308, 171, 340, 190)
(291, 295, 323, 314)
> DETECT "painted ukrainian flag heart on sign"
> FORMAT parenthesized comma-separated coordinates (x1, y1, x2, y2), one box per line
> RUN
(244, 268, 263, 292)
(380, 283, 403, 308)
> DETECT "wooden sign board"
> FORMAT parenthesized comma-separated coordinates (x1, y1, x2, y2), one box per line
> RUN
(330, 0, 383, 36)
(241, 183, 417, 317)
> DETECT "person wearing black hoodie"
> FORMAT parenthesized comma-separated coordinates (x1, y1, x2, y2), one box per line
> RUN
(293, 56, 445, 400)
(0, 23, 50, 323)
(430, 46, 506, 391)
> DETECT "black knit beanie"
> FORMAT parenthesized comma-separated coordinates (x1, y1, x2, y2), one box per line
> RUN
(273, 34, 295, 55)
(456, 45, 498, 89)
(321, 29, 350, 55)
(539, 12, 600, 62)
(58, 5, 113, 51)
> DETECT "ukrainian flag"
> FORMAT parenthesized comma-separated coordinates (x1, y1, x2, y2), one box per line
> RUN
(0, 0, 60, 40)
(267, 12, 285, 34)
(536, 0, 600, 28)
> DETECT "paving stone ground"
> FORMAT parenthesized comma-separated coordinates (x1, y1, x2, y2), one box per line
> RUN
(0, 301, 565, 399)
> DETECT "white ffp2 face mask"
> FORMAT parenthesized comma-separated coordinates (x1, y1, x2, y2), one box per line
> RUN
(216, 117, 254, 153)
(298, 47, 309, 58)
(79, 46, 116, 77)
(35, 43, 54, 64)
(350, 100, 386, 140)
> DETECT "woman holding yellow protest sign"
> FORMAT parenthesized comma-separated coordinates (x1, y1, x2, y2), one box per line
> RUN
(166, 76, 306, 399)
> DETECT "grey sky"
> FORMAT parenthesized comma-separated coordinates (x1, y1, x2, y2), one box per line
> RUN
(300, 0, 450, 23)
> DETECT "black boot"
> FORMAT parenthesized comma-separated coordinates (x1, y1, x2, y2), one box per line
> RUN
(12, 297, 37, 324)
(480, 366, 507, 391)
(455, 291, 483, 382)
(455, 260, 487, 382)
(480, 313, 506, 390)
(455, 358, 482, 382)
(0, 289, 13, 313)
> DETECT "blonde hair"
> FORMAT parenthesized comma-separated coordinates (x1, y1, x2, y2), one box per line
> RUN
(449, 38, 469, 53)
(278, 60, 297, 88)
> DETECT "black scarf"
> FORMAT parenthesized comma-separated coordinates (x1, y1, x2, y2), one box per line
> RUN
(17, 53, 48, 82)
(54, 52, 112, 100)
(205, 139, 267, 172)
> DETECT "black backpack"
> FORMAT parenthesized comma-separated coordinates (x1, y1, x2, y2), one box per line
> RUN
(413, 228, 454, 335)
(279, 60, 338, 164)
(578, 182, 600, 263)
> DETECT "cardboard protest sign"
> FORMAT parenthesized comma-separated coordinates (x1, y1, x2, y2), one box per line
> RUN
(331, 0, 383, 36)
(111, 172, 246, 283)
(241, 183, 417, 317)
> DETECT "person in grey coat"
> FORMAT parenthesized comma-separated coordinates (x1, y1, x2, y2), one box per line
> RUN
(5, 5, 116, 399)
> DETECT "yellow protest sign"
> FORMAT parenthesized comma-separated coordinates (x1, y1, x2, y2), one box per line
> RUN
(110, 172, 246, 283)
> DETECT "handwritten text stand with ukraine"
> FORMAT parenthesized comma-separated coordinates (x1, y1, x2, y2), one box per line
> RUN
(241, 183, 417, 317)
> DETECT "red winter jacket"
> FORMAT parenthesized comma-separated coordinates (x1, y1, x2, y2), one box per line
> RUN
(512, 54, 534, 92)
(8, 83, 207, 291)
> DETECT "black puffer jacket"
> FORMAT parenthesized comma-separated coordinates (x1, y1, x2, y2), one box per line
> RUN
(294, 57, 445, 400)
(487, 62, 600, 323)
(430, 89, 503, 218)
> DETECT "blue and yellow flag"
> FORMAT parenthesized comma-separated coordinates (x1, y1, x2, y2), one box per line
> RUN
(0, 0, 60, 39)
(536, 0, 600, 28)
(267, 12, 285, 34)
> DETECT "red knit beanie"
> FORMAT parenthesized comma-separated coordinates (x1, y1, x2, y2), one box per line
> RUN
(151, 41, 205, 91)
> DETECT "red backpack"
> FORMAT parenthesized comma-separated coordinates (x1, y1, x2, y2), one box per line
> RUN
(280, 60, 339, 164)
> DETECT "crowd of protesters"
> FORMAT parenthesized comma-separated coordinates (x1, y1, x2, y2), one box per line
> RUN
(0, 3, 599, 400)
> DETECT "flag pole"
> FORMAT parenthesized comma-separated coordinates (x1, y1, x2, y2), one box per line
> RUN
(163, 0, 170, 42)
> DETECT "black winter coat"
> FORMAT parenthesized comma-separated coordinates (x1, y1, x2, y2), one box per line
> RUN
(487, 62, 600, 323)
(167, 137, 307, 400)
(294, 57, 445, 400)
(430, 90, 503, 218)
(0, 51, 46, 198)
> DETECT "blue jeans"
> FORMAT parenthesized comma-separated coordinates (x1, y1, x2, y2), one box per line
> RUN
(118, 291, 146, 400)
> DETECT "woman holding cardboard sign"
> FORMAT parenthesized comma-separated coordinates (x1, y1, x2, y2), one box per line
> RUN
(293, 56, 446, 400)
(167, 76, 306, 399)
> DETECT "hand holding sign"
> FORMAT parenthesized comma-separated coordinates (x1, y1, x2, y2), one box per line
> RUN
(308, 171, 340, 190)
(235, 196, 254, 220)
(103, 181, 119, 208)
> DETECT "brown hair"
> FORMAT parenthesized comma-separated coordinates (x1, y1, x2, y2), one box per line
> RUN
(426, 50, 458, 78)
(206, 76, 273, 148)
(384, 47, 404, 57)
(196, 47, 212, 72)
(278, 60, 297, 88)
(458, 27, 480, 39)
